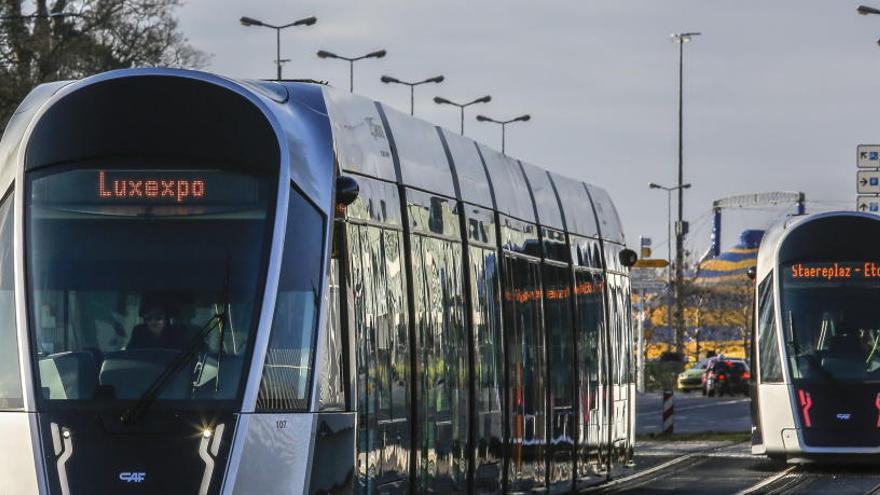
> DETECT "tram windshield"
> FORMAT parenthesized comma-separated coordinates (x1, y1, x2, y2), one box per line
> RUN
(27, 167, 274, 407)
(781, 261, 880, 382)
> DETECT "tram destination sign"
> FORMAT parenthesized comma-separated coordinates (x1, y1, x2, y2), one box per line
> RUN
(857, 170, 880, 194)
(858, 144, 880, 168)
(786, 262, 880, 282)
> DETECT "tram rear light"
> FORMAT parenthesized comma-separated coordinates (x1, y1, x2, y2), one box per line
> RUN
(742, 372, 750, 380)
(718, 374, 726, 380)
(798, 389, 813, 428)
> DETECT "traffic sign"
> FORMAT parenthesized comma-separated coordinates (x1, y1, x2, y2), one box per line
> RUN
(858, 170, 880, 194)
(859, 144, 880, 168)
(634, 259, 670, 268)
(858, 196, 880, 213)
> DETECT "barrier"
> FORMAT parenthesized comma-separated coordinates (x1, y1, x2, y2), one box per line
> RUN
(662, 389, 674, 434)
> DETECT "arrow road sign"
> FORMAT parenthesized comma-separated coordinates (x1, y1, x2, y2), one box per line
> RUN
(858, 196, 880, 213)
(858, 170, 880, 194)
(859, 144, 880, 168)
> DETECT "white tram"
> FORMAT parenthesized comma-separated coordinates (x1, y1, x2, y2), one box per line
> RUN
(0, 68, 636, 494)
(751, 211, 880, 463)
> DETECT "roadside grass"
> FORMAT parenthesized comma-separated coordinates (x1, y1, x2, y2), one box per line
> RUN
(637, 431, 750, 443)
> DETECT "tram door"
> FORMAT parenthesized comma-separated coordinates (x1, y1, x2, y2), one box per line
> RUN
(574, 270, 605, 480)
(347, 224, 412, 494)
(543, 262, 575, 493)
(503, 254, 547, 493)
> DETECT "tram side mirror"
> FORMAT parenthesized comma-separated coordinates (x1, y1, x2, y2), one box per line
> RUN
(746, 266, 757, 281)
(335, 176, 360, 208)
(619, 248, 638, 268)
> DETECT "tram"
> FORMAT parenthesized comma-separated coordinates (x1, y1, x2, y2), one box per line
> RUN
(0, 68, 636, 494)
(750, 211, 880, 463)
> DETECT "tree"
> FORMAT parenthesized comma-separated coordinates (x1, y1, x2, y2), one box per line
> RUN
(0, 0, 207, 124)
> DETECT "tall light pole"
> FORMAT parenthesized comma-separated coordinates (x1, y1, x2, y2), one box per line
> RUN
(433, 95, 492, 135)
(650, 182, 691, 350)
(670, 31, 700, 356)
(380, 75, 444, 115)
(317, 49, 387, 92)
(475, 114, 530, 154)
(239, 15, 317, 81)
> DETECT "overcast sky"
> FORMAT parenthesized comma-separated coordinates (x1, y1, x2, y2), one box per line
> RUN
(178, 0, 876, 258)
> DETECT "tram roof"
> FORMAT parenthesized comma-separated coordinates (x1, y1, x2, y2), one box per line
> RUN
(0, 68, 625, 245)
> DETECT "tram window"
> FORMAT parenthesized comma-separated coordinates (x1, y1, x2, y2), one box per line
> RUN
(316, 257, 345, 411)
(257, 186, 325, 412)
(758, 276, 783, 383)
(27, 168, 273, 405)
(0, 192, 22, 409)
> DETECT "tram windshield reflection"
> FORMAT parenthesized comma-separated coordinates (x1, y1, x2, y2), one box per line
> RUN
(782, 261, 880, 382)
(26, 167, 273, 407)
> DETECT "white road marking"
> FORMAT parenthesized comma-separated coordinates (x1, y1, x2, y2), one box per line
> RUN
(733, 465, 799, 495)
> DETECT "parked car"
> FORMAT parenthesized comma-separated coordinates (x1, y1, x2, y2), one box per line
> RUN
(676, 359, 708, 392)
(702, 358, 750, 396)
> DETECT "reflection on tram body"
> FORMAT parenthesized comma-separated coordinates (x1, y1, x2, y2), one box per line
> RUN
(0, 69, 636, 495)
(751, 212, 880, 464)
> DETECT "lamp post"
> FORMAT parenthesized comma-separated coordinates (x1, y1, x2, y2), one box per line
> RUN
(433, 95, 492, 135)
(475, 114, 530, 154)
(380, 75, 444, 115)
(670, 31, 700, 356)
(239, 15, 317, 81)
(650, 182, 691, 349)
(317, 49, 387, 92)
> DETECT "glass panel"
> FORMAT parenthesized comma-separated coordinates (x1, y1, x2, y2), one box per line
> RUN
(469, 246, 504, 492)
(0, 192, 22, 409)
(412, 235, 468, 493)
(257, 186, 325, 411)
(503, 255, 546, 492)
(27, 168, 273, 406)
(521, 162, 564, 231)
(350, 224, 411, 491)
(323, 89, 397, 182)
(442, 130, 493, 209)
(758, 275, 783, 383)
(317, 258, 345, 411)
(406, 189, 460, 239)
(479, 145, 535, 223)
(575, 271, 604, 477)
(544, 263, 574, 490)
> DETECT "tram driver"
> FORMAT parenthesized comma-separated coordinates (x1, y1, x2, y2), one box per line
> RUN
(125, 303, 194, 350)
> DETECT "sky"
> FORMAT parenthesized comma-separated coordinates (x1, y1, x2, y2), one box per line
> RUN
(178, 0, 876, 259)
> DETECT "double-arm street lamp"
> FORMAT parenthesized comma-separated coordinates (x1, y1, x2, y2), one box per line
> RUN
(475, 114, 530, 154)
(433, 95, 491, 135)
(317, 49, 387, 92)
(649, 181, 691, 350)
(380, 75, 444, 115)
(240, 15, 317, 81)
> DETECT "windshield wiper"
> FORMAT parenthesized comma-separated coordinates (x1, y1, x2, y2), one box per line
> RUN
(120, 312, 224, 425)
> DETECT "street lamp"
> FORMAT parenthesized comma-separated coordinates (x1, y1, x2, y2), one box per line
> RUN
(380, 75, 444, 115)
(475, 114, 530, 154)
(670, 31, 700, 355)
(317, 49, 387, 93)
(239, 15, 317, 81)
(856, 5, 880, 45)
(649, 181, 691, 349)
(433, 95, 491, 135)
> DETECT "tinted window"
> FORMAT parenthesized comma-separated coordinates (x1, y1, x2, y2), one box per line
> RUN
(758, 275, 783, 383)
(0, 192, 22, 409)
(257, 186, 326, 411)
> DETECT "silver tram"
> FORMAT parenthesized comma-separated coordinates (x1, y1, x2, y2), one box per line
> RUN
(0, 68, 636, 494)
(751, 211, 880, 463)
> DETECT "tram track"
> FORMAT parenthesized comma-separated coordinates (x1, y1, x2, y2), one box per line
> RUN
(583, 441, 745, 494)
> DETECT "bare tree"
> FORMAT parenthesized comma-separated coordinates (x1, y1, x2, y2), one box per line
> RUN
(0, 0, 207, 123)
